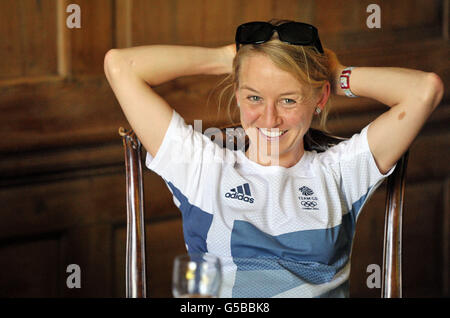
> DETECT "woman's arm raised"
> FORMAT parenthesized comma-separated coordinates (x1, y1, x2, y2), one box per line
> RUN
(104, 45, 234, 157)
(361, 68, 443, 174)
(325, 48, 444, 175)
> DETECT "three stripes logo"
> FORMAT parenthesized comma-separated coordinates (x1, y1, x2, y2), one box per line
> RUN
(225, 183, 254, 204)
(298, 186, 319, 210)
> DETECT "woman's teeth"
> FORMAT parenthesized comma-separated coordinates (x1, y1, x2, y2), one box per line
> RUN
(259, 128, 288, 138)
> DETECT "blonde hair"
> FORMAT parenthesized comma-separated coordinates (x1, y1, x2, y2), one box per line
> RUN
(216, 19, 332, 132)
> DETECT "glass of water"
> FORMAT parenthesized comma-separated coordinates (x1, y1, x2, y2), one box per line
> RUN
(172, 253, 222, 298)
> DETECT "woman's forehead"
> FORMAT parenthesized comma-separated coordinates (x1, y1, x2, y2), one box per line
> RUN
(238, 54, 304, 93)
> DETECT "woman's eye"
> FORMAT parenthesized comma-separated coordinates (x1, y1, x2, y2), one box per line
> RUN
(247, 96, 262, 102)
(281, 98, 296, 105)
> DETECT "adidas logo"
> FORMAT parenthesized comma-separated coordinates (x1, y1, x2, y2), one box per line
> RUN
(225, 183, 254, 204)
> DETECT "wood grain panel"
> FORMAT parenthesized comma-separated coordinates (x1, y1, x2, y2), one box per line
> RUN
(0, 77, 125, 153)
(114, 218, 185, 297)
(271, 0, 315, 24)
(132, 0, 176, 46)
(234, 0, 275, 25)
(407, 129, 450, 182)
(317, 0, 444, 51)
(68, 0, 113, 75)
(60, 225, 113, 297)
(129, 0, 444, 49)
(172, 0, 206, 45)
(385, 0, 442, 29)
(402, 181, 445, 297)
(0, 165, 181, 239)
(0, 173, 126, 240)
(0, 235, 60, 297)
(0, 141, 124, 182)
(0, 0, 22, 78)
(315, 0, 361, 34)
(315, 0, 442, 33)
(132, 0, 287, 47)
(202, 0, 240, 46)
(57, 0, 71, 77)
(114, 0, 132, 48)
(0, 0, 58, 80)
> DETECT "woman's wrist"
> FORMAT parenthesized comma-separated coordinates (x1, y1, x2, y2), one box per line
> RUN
(213, 44, 236, 75)
(333, 65, 347, 96)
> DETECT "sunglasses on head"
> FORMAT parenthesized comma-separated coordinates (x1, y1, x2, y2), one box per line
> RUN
(235, 21, 324, 54)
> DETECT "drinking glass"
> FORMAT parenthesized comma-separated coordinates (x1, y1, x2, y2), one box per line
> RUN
(172, 253, 222, 298)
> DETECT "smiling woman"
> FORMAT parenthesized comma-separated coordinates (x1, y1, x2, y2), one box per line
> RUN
(105, 17, 443, 298)
(213, 19, 333, 167)
(219, 19, 331, 132)
(235, 53, 329, 167)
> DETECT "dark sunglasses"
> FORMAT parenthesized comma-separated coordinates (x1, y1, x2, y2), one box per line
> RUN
(235, 21, 324, 54)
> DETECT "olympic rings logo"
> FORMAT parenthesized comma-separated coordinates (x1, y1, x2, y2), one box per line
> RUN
(300, 201, 318, 208)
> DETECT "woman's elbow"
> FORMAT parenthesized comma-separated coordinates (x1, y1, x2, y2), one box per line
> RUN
(423, 72, 444, 110)
(104, 49, 125, 78)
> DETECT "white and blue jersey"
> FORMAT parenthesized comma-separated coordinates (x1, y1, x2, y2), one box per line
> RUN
(145, 110, 395, 298)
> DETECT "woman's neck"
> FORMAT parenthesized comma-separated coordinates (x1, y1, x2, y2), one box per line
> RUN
(245, 144, 305, 168)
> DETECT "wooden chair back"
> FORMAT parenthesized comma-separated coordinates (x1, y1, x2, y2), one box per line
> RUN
(119, 127, 147, 298)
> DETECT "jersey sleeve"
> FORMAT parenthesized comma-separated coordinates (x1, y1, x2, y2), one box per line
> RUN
(145, 109, 223, 209)
(320, 123, 397, 222)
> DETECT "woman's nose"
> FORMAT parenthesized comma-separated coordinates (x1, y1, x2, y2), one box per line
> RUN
(260, 103, 281, 128)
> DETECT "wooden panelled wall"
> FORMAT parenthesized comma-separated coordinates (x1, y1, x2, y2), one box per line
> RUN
(0, 0, 448, 298)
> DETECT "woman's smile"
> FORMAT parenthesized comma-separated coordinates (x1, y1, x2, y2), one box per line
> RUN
(258, 127, 289, 140)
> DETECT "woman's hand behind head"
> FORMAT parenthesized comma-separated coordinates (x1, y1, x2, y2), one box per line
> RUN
(323, 47, 346, 95)
(323, 48, 342, 75)
(218, 44, 237, 74)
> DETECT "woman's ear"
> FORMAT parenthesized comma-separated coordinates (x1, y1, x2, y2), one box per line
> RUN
(235, 90, 240, 107)
(316, 81, 331, 112)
